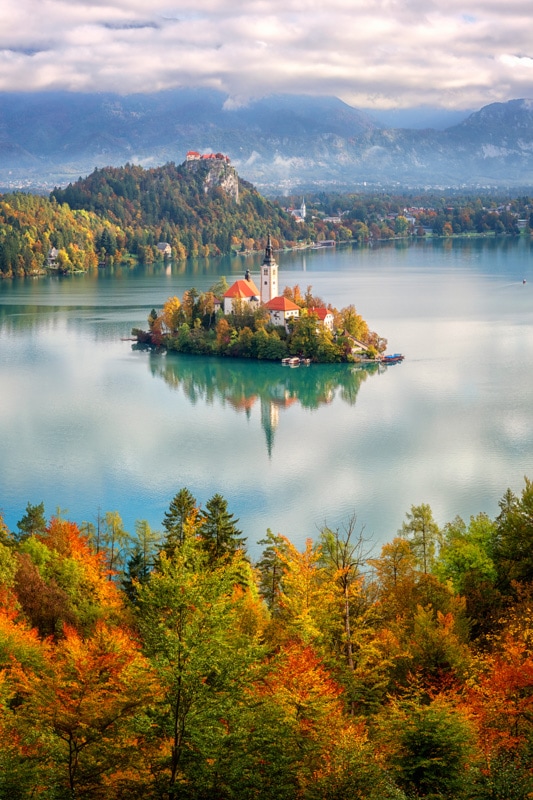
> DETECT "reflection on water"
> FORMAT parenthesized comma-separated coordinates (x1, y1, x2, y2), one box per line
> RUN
(2, 237, 533, 550)
(145, 348, 384, 456)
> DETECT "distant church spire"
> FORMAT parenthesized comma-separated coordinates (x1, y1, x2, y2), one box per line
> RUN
(261, 234, 278, 304)
(263, 234, 276, 266)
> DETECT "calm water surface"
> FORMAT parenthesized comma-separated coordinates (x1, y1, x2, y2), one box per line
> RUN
(1, 238, 533, 556)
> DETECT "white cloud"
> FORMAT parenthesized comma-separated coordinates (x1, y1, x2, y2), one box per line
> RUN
(0, 0, 532, 110)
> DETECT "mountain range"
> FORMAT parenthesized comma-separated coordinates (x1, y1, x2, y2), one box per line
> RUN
(2, 89, 533, 192)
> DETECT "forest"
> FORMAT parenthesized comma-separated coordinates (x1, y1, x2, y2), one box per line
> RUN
(2, 478, 533, 799)
(0, 162, 310, 277)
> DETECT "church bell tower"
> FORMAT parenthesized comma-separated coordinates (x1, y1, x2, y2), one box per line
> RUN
(261, 234, 278, 305)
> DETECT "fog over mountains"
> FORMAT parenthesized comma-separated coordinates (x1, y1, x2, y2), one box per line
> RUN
(2, 89, 533, 192)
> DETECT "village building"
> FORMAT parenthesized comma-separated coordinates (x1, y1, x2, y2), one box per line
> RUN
(308, 306, 335, 331)
(47, 247, 59, 267)
(264, 295, 300, 330)
(157, 242, 172, 258)
(289, 198, 306, 222)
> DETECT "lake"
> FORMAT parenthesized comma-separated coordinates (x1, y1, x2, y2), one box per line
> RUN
(1, 237, 532, 557)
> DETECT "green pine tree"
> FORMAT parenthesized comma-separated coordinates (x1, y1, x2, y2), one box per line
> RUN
(162, 488, 199, 558)
(16, 501, 47, 541)
(201, 493, 246, 565)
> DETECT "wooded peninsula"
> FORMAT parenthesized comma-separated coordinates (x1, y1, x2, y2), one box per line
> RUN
(2, 478, 533, 799)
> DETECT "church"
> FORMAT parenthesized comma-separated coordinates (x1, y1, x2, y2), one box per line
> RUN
(222, 236, 300, 329)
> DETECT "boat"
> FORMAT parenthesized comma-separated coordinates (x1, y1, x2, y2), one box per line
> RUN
(299, 357, 311, 366)
(282, 357, 301, 366)
(381, 353, 405, 364)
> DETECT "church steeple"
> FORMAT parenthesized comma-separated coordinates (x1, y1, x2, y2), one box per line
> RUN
(261, 234, 278, 304)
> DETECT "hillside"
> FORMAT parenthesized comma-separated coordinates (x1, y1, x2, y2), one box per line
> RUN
(51, 159, 310, 259)
(3, 90, 533, 190)
(0, 159, 310, 277)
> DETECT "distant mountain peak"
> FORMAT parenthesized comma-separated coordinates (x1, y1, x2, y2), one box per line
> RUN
(2, 90, 533, 190)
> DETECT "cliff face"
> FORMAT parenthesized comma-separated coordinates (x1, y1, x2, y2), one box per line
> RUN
(185, 158, 239, 203)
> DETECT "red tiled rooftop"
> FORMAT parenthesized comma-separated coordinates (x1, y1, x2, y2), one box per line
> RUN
(308, 306, 331, 320)
(223, 279, 260, 299)
(264, 296, 300, 312)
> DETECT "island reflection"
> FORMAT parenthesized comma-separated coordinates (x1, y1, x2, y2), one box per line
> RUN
(144, 349, 389, 455)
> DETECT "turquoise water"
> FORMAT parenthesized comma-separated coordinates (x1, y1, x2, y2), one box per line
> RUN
(1, 238, 533, 556)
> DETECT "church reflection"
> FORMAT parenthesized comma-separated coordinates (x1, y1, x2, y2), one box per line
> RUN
(143, 349, 387, 455)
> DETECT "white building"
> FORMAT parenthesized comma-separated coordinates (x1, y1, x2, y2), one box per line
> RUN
(222, 274, 261, 314)
(264, 295, 300, 330)
(308, 307, 335, 331)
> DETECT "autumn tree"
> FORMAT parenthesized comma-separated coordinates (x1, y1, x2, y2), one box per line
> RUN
(276, 537, 324, 645)
(15, 516, 124, 636)
(11, 622, 157, 799)
(161, 295, 182, 333)
(317, 517, 371, 672)
(339, 304, 370, 341)
(137, 542, 262, 795)
(399, 503, 440, 574)
(101, 511, 130, 577)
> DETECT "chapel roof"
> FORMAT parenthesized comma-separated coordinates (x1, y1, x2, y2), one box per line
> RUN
(223, 279, 260, 299)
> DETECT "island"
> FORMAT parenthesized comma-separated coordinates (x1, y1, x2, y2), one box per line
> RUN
(133, 236, 395, 364)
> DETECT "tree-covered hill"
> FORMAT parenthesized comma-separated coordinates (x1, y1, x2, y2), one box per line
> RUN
(51, 160, 311, 262)
(0, 159, 311, 277)
(0, 191, 116, 276)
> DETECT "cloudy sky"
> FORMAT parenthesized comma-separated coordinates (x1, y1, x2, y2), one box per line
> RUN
(2, 0, 532, 113)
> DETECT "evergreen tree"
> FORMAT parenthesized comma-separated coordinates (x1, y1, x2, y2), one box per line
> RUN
(16, 501, 47, 541)
(256, 529, 288, 612)
(122, 520, 161, 601)
(162, 488, 199, 558)
(201, 493, 246, 565)
(122, 548, 149, 602)
(494, 478, 533, 592)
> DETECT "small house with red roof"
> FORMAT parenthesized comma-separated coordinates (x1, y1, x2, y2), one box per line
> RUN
(264, 295, 300, 330)
(308, 307, 334, 331)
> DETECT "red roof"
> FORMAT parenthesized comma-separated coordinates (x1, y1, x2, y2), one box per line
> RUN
(223, 279, 260, 299)
(264, 296, 300, 312)
(308, 306, 331, 320)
